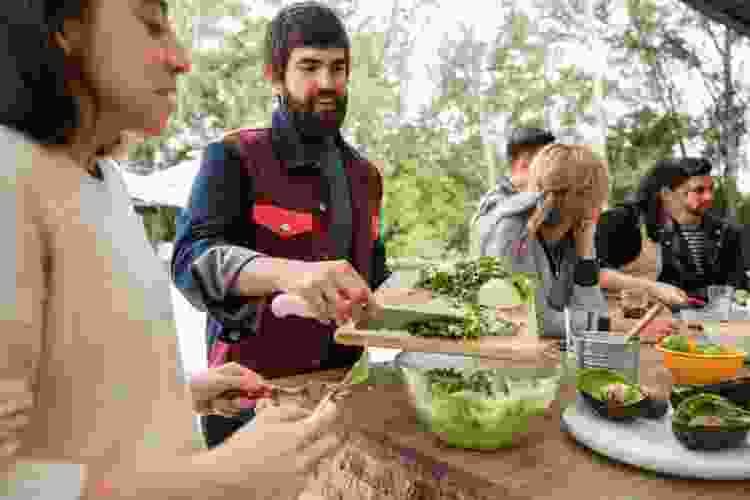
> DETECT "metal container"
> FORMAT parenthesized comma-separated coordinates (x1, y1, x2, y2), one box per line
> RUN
(574, 332, 640, 384)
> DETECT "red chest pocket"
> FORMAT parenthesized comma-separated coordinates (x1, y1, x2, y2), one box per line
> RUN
(253, 203, 322, 239)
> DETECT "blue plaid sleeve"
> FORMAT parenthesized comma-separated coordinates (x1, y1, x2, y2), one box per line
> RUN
(170, 141, 265, 333)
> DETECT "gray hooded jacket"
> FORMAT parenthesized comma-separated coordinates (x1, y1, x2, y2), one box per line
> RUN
(475, 190, 608, 338)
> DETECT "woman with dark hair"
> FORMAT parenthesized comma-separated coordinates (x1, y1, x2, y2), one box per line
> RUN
(596, 160, 691, 304)
(597, 158, 747, 336)
(1, 1, 344, 498)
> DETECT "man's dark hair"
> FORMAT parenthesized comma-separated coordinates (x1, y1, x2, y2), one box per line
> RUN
(0, 1, 89, 145)
(634, 157, 713, 238)
(506, 127, 556, 160)
(264, 1, 351, 84)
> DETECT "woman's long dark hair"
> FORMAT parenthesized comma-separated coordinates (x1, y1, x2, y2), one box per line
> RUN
(0, 1, 87, 145)
(629, 158, 712, 240)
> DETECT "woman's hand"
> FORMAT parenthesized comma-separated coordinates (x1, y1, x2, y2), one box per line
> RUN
(647, 281, 689, 306)
(189, 363, 274, 417)
(612, 317, 676, 343)
(637, 318, 676, 344)
(574, 218, 597, 259)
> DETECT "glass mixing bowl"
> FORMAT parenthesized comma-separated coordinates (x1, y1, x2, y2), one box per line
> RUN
(394, 351, 562, 450)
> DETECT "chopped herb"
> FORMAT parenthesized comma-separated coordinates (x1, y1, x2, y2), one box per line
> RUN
(410, 257, 538, 340)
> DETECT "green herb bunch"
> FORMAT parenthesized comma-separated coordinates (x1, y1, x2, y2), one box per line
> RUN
(415, 256, 510, 303)
(410, 256, 537, 340)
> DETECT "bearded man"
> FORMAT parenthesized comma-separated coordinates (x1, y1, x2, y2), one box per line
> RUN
(171, 1, 390, 448)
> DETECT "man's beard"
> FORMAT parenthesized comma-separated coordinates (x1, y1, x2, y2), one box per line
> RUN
(278, 91, 348, 141)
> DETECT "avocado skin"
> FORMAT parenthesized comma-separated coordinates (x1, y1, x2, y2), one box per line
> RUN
(670, 378, 750, 410)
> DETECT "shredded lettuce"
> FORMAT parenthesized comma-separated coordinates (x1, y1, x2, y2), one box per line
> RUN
(410, 368, 559, 450)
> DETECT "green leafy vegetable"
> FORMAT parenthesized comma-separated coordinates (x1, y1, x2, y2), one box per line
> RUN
(349, 351, 369, 385)
(418, 367, 559, 449)
(410, 256, 538, 340)
(405, 312, 517, 339)
(661, 334, 690, 352)
(694, 344, 725, 355)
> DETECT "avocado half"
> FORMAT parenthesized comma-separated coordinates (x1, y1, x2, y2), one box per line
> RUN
(670, 377, 750, 411)
(577, 368, 649, 422)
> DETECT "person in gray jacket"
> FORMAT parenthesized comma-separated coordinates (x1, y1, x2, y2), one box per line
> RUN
(476, 144, 609, 338)
(471, 127, 556, 235)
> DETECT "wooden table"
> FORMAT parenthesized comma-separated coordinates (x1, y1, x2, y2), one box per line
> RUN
(281, 322, 750, 500)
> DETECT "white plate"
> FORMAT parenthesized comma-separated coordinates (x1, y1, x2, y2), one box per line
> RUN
(562, 396, 750, 480)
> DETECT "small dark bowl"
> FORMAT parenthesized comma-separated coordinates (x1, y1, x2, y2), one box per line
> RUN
(580, 390, 647, 422)
(672, 421, 750, 451)
(640, 397, 669, 420)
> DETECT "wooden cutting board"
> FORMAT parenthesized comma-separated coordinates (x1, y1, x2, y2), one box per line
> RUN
(336, 288, 558, 366)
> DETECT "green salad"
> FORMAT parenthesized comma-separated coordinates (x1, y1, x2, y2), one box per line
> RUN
(408, 367, 559, 450)
(661, 334, 727, 355)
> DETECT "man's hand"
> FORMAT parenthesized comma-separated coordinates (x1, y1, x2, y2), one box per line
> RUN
(189, 363, 274, 417)
(211, 400, 344, 500)
(647, 282, 689, 306)
(276, 260, 381, 326)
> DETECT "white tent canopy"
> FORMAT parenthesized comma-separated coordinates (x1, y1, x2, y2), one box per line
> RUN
(121, 159, 202, 208)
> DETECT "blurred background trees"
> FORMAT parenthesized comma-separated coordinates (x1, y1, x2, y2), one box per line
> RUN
(124, 0, 750, 256)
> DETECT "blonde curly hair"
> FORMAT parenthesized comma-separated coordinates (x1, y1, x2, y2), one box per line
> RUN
(525, 143, 609, 239)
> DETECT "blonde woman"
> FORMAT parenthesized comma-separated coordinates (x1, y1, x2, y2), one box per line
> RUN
(476, 143, 610, 338)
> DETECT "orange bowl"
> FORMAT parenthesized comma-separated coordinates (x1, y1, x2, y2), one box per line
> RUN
(655, 344, 746, 385)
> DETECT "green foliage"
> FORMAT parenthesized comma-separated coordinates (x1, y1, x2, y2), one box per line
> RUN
(382, 158, 471, 258)
(123, 0, 747, 261)
(606, 107, 691, 204)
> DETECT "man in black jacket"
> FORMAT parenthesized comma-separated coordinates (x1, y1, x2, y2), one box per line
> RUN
(596, 158, 748, 305)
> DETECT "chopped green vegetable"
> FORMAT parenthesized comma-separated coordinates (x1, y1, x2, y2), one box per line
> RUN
(661, 334, 690, 352)
(411, 256, 538, 340)
(418, 367, 559, 449)
(349, 351, 369, 385)
(694, 344, 725, 355)
(406, 315, 516, 339)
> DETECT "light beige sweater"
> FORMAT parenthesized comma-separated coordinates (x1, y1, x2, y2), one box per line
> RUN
(1, 126, 199, 496)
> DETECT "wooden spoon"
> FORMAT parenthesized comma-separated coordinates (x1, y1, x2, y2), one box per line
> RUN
(623, 302, 664, 343)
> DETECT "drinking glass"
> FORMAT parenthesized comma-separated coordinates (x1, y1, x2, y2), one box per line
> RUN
(708, 285, 734, 317)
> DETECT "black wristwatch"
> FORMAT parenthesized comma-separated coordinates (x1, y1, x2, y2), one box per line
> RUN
(574, 258, 600, 287)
